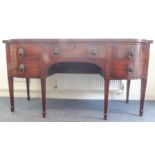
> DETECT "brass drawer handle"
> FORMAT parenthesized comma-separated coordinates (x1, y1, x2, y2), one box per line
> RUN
(128, 48, 135, 58)
(54, 48, 59, 55)
(128, 66, 134, 73)
(19, 64, 25, 73)
(18, 48, 24, 58)
(91, 48, 97, 55)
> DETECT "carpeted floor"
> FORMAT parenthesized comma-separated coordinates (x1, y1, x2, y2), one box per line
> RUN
(0, 97, 155, 122)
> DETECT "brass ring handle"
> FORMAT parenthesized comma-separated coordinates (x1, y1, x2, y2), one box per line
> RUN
(18, 48, 24, 58)
(128, 66, 134, 73)
(19, 64, 25, 73)
(91, 48, 97, 55)
(54, 48, 59, 55)
(128, 48, 135, 58)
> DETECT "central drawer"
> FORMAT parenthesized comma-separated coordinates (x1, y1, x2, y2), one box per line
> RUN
(49, 44, 105, 58)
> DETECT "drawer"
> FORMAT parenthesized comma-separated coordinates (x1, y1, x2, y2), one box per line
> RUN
(110, 44, 141, 79)
(49, 44, 105, 58)
(10, 43, 41, 60)
(111, 60, 135, 78)
(111, 44, 139, 60)
(10, 44, 106, 61)
(11, 60, 40, 77)
(110, 44, 146, 79)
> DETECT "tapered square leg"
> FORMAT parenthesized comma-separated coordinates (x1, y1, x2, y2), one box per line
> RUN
(126, 80, 131, 103)
(104, 79, 110, 120)
(41, 78, 46, 118)
(26, 78, 30, 101)
(8, 77, 15, 112)
(139, 78, 147, 116)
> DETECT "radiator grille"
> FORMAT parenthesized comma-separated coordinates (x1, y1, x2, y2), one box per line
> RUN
(57, 73, 122, 91)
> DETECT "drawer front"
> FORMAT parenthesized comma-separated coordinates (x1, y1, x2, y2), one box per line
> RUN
(110, 44, 143, 79)
(10, 44, 41, 60)
(49, 44, 105, 58)
(11, 60, 40, 77)
(11, 44, 105, 64)
(111, 60, 135, 78)
(111, 44, 138, 60)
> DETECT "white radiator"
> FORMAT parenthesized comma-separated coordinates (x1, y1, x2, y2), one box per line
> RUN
(56, 73, 123, 92)
(10, 74, 124, 99)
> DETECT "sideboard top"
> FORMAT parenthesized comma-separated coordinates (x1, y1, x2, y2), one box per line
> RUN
(3, 39, 153, 44)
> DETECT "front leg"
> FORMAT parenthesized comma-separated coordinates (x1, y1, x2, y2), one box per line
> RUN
(26, 78, 30, 101)
(139, 78, 147, 116)
(104, 79, 110, 120)
(8, 76, 15, 112)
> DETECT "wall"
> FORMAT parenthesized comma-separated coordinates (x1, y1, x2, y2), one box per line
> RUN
(0, 0, 154, 100)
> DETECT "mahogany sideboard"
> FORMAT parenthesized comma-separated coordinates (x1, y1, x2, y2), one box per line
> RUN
(3, 39, 153, 120)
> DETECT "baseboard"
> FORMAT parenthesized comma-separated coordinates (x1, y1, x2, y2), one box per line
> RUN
(0, 88, 154, 100)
